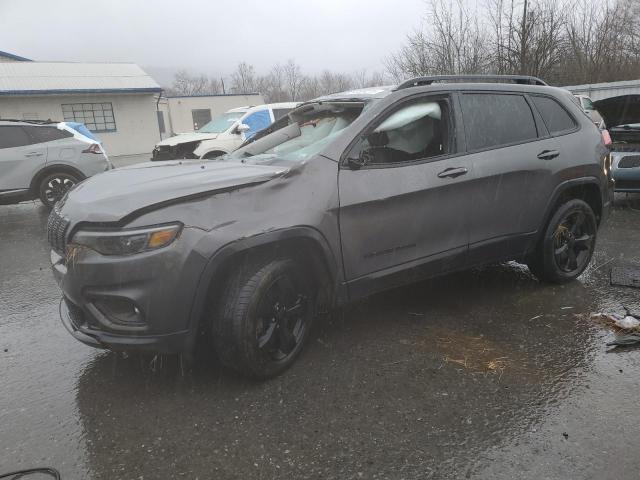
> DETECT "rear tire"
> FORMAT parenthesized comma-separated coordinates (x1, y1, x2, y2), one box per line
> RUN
(527, 199, 597, 283)
(38, 172, 80, 208)
(211, 258, 315, 379)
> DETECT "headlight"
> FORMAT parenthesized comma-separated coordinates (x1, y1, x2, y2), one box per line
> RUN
(71, 223, 182, 255)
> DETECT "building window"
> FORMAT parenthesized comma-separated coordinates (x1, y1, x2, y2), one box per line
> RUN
(191, 109, 211, 130)
(61, 102, 116, 132)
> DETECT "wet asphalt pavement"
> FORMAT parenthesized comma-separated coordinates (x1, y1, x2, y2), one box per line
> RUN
(1, 196, 640, 480)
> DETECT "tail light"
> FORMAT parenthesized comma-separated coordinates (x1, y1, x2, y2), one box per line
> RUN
(82, 143, 102, 154)
(601, 129, 612, 146)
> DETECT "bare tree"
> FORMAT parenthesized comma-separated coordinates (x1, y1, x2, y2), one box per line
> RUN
(299, 75, 321, 101)
(168, 70, 222, 96)
(283, 59, 305, 101)
(488, 0, 567, 80)
(564, 0, 640, 84)
(319, 70, 353, 94)
(386, 0, 490, 80)
(351, 69, 389, 88)
(230, 62, 257, 93)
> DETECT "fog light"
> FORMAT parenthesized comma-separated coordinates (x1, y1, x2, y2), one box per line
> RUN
(92, 297, 146, 327)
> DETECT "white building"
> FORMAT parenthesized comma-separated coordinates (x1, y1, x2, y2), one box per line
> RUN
(0, 60, 162, 157)
(0, 51, 268, 156)
(158, 93, 264, 136)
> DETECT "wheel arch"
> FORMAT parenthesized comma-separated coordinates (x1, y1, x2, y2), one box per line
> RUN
(187, 227, 344, 343)
(536, 177, 603, 246)
(29, 164, 86, 195)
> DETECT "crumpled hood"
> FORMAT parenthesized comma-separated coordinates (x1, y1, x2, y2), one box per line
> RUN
(60, 160, 289, 223)
(156, 132, 218, 147)
(594, 95, 640, 127)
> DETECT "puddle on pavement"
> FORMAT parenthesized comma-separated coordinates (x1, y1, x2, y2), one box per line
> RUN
(2, 200, 640, 479)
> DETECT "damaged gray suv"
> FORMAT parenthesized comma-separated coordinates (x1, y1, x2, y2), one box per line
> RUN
(49, 75, 613, 378)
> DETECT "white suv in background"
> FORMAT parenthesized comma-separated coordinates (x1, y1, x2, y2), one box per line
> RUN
(152, 102, 299, 160)
(574, 94, 605, 127)
(0, 120, 111, 208)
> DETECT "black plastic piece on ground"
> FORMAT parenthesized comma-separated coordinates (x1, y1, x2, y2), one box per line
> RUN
(0, 467, 61, 479)
(610, 264, 640, 288)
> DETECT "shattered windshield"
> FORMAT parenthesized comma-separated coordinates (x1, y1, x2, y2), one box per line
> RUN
(224, 103, 364, 163)
(197, 112, 245, 133)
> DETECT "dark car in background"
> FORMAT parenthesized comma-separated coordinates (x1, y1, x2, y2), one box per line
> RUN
(594, 95, 640, 192)
(48, 75, 612, 379)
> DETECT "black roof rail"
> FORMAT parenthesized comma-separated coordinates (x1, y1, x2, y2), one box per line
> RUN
(395, 74, 548, 90)
(0, 118, 59, 125)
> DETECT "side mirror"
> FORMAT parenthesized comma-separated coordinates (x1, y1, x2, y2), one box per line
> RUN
(347, 149, 372, 170)
(235, 123, 250, 134)
(347, 156, 366, 170)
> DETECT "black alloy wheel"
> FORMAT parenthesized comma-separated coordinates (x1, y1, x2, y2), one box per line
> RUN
(255, 275, 309, 361)
(212, 258, 315, 379)
(527, 199, 597, 283)
(39, 172, 79, 208)
(553, 210, 595, 274)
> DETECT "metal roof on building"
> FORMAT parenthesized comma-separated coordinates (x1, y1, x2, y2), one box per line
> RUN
(563, 79, 640, 101)
(0, 62, 161, 96)
(0, 50, 32, 61)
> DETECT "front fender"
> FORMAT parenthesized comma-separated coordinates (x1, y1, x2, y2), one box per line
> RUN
(186, 226, 344, 342)
(193, 137, 239, 158)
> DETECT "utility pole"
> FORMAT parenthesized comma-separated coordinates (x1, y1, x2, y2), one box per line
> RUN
(519, 0, 528, 74)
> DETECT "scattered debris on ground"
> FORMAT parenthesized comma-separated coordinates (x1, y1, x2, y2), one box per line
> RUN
(591, 307, 640, 347)
(610, 264, 640, 289)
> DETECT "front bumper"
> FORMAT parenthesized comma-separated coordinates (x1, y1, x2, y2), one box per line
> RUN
(152, 145, 198, 161)
(611, 152, 640, 192)
(59, 297, 193, 353)
(50, 227, 208, 353)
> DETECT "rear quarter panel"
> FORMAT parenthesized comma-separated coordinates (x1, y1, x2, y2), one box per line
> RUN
(535, 98, 609, 226)
(46, 138, 108, 178)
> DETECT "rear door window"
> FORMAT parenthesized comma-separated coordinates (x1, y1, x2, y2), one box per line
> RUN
(530, 95, 577, 135)
(460, 93, 538, 151)
(0, 125, 34, 149)
(25, 126, 73, 143)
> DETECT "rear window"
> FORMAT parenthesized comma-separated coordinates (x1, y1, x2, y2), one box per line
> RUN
(460, 93, 538, 151)
(531, 95, 577, 135)
(25, 126, 73, 143)
(581, 97, 595, 110)
(0, 125, 34, 149)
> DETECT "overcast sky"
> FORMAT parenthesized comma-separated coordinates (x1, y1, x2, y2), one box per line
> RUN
(0, 0, 425, 85)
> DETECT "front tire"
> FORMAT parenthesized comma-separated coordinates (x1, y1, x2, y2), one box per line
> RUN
(527, 199, 597, 283)
(38, 172, 80, 208)
(212, 258, 315, 379)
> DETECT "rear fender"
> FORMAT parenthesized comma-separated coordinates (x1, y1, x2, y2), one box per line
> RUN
(535, 176, 605, 246)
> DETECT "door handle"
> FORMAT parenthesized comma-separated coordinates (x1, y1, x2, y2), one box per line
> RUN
(537, 150, 560, 160)
(24, 152, 44, 157)
(437, 167, 468, 179)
